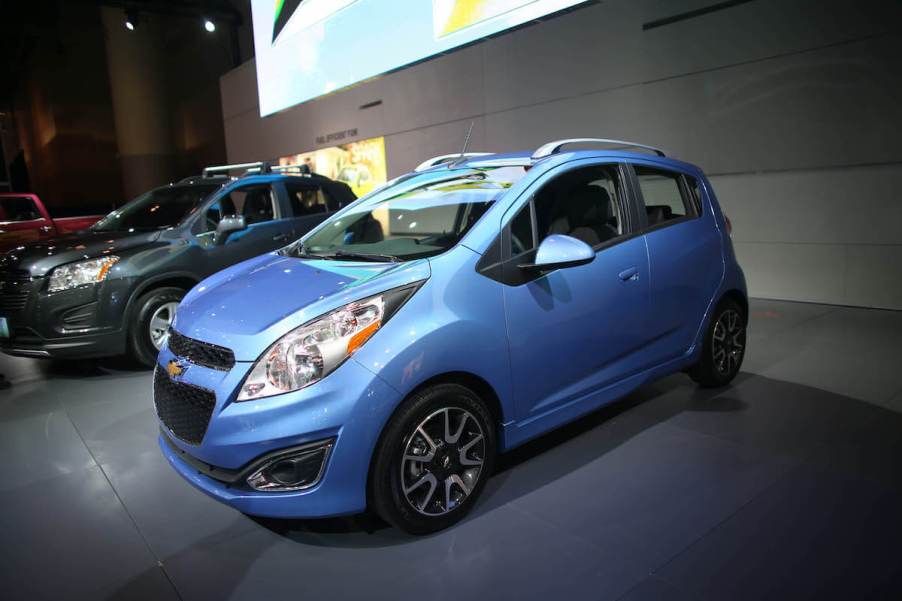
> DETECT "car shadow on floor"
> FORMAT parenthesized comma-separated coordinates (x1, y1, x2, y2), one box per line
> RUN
(101, 373, 902, 601)
(249, 372, 756, 541)
(38, 356, 149, 378)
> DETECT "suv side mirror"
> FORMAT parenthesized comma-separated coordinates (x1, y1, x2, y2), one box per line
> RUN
(215, 215, 246, 244)
(520, 234, 595, 272)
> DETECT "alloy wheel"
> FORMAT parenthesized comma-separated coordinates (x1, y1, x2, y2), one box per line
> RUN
(149, 301, 179, 350)
(400, 407, 486, 516)
(712, 309, 744, 376)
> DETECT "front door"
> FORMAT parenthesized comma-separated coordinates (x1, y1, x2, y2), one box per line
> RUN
(500, 161, 651, 423)
(0, 196, 52, 252)
(195, 183, 293, 273)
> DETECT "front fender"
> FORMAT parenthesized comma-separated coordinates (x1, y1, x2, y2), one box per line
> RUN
(351, 245, 513, 423)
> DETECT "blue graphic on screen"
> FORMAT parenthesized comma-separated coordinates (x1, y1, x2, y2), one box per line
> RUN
(251, 0, 590, 116)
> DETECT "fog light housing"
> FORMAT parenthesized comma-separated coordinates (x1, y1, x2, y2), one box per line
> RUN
(246, 441, 333, 492)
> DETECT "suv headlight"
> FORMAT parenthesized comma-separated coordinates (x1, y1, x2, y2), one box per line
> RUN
(238, 283, 423, 401)
(48, 256, 120, 293)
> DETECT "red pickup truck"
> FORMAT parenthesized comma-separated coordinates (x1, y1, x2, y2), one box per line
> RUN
(0, 193, 104, 253)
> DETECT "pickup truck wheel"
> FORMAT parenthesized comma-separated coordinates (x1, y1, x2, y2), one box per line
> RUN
(689, 297, 746, 387)
(128, 287, 184, 367)
(370, 383, 496, 535)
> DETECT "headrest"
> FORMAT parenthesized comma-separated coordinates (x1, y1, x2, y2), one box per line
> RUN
(569, 185, 611, 221)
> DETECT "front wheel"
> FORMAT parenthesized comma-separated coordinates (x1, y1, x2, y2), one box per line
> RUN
(371, 383, 496, 535)
(128, 287, 184, 367)
(689, 297, 747, 387)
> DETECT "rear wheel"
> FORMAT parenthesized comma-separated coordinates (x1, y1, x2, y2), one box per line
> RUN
(689, 297, 746, 387)
(128, 287, 184, 367)
(371, 383, 496, 535)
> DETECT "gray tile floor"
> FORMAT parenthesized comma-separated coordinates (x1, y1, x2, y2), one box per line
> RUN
(1, 299, 900, 600)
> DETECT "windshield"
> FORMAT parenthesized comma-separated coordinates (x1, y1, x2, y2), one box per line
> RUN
(92, 184, 220, 232)
(298, 165, 527, 261)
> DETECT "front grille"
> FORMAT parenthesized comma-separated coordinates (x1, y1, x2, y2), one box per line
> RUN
(168, 329, 235, 371)
(0, 270, 34, 313)
(153, 368, 216, 445)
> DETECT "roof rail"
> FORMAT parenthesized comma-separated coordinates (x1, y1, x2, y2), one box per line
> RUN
(415, 152, 492, 172)
(202, 161, 272, 178)
(270, 163, 312, 175)
(531, 138, 666, 159)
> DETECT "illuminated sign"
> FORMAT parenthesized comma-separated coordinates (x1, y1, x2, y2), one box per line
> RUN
(252, 0, 590, 116)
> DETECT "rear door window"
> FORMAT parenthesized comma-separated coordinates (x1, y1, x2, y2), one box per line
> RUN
(634, 166, 698, 227)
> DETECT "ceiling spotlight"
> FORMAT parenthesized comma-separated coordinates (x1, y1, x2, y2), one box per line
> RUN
(125, 10, 139, 31)
(203, 19, 216, 33)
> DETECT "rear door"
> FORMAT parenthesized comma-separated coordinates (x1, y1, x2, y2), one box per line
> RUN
(628, 162, 724, 364)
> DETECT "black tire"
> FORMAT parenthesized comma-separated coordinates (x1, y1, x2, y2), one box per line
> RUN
(689, 297, 747, 387)
(128, 287, 185, 367)
(371, 383, 496, 535)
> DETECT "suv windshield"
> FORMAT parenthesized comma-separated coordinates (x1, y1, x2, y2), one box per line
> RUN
(92, 184, 220, 232)
(299, 165, 527, 261)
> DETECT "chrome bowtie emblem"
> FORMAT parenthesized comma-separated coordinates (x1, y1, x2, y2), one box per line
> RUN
(167, 359, 187, 379)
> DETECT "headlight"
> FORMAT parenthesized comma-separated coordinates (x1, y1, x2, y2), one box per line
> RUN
(238, 283, 422, 401)
(48, 256, 120, 293)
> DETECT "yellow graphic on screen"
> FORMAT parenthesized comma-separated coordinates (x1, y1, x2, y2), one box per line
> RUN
(279, 137, 387, 198)
(434, 0, 541, 37)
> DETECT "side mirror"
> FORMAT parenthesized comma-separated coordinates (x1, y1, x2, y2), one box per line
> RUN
(214, 215, 246, 244)
(520, 234, 595, 272)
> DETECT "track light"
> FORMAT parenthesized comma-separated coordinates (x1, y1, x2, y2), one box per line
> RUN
(203, 18, 216, 33)
(125, 10, 139, 31)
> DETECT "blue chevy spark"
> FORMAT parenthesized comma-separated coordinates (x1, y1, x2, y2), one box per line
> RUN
(155, 139, 748, 534)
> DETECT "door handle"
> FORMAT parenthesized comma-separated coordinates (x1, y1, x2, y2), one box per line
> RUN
(618, 266, 639, 281)
(272, 233, 289, 242)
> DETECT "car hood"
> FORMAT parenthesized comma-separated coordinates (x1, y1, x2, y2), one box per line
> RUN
(174, 252, 431, 361)
(1, 230, 161, 276)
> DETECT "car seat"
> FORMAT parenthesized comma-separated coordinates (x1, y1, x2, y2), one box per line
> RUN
(548, 185, 618, 246)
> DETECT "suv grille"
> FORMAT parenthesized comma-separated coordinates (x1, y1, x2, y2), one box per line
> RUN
(153, 368, 216, 445)
(168, 329, 235, 371)
(0, 270, 34, 313)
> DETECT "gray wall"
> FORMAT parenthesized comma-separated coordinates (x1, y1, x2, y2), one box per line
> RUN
(220, 0, 902, 310)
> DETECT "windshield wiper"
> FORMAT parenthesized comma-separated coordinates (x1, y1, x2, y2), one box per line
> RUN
(323, 250, 402, 263)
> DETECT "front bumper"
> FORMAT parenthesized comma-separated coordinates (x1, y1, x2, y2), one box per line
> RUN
(0, 327, 126, 359)
(155, 345, 402, 519)
(0, 275, 130, 359)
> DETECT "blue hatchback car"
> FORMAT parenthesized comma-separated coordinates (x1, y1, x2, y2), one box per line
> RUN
(155, 138, 748, 534)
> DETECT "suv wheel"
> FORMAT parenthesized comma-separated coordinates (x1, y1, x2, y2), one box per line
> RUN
(128, 287, 184, 367)
(371, 383, 496, 535)
(689, 297, 746, 387)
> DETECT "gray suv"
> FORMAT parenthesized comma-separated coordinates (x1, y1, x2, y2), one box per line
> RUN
(0, 162, 355, 365)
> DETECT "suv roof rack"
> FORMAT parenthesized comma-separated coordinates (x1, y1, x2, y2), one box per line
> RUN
(269, 163, 312, 175)
(415, 152, 492, 172)
(202, 161, 272, 178)
(532, 138, 666, 159)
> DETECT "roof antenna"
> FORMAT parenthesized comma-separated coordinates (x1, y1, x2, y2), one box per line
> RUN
(459, 121, 474, 158)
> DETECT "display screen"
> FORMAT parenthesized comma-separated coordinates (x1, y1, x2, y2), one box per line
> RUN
(279, 136, 387, 198)
(251, 0, 591, 116)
